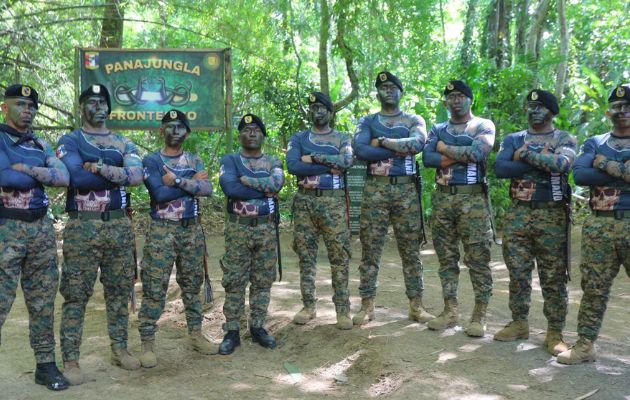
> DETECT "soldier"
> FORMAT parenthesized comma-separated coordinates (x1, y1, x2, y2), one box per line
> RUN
(137, 109, 217, 368)
(422, 80, 495, 337)
(218, 114, 284, 355)
(57, 84, 143, 384)
(557, 84, 630, 364)
(493, 90, 576, 355)
(0, 84, 70, 390)
(287, 92, 353, 329)
(353, 71, 434, 326)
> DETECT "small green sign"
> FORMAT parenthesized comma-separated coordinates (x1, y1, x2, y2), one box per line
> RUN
(347, 160, 367, 235)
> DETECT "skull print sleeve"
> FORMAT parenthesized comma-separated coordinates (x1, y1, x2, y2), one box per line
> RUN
(240, 157, 285, 194)
(97, 137, 143, 186)
(57, 133, 116, 190)
(286, 132, 332, 176)
(0, 145, 39, 189)
(143, 154, 189, 203)
(494, 133, 535, 178)
(422, 125, 444, 168)
(518, 131, 577, 174)
(219, 154, 266, 200)
(19, 140, 70, 187)
(379, 114, 427, 155)
(353, 115, 397, 162)
(573, 136, 617, 186)
(176, 154, 212, 197)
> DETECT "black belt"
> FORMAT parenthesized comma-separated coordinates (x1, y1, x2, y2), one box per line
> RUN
(298, 187, 345, 197)
(513, 200, 564, 209)
(593, 210, 630, 219)
(153, 217, 199, 227)
(437, 184, 484, 195)
(0, 207, 47, 222)
(367, 175, 414, 184)
(227, 213, 274, 226)
(68, 209, 127, 222)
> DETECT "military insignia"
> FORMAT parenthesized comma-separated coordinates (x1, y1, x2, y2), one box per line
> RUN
(56, 144, 67, 158)
(244, 115, 253, 124)
(446, 82, 454, 90)
(92, 85, 100, 94)
(617, 87, 626, 98)
(531, 91, 539, 101)
(21, 86, 31, 97)
(219, 164, 225, 176)
(84, 52, 99, 70)
(143, 167, 150, 180)
(169, 110, 177, 119)
(309, 94, 316, 103)
(379, 73, 387, 82)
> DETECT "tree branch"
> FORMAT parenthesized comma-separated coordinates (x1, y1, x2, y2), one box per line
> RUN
(331, 4, 359, 112)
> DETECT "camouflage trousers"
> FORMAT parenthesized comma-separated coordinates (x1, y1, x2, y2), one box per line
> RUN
(221, 217, 277, 331)
(431, 191, 493, 303)
(0, 216, 58, 363)
(138, 219, 205, 341)
(577, 215, 630, 341)
(502, 203, 568, 330)
(60, 216, 135, 362)
(292, 192, 351, 314)
(358, 179, 424, 300)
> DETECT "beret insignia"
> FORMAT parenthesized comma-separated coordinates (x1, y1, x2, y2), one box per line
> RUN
(21, 86, 31, 97)
(617, 87, 626, 98)
(531, 91, 539, 101)
(446, 82, 454, 90)
(169, 110, 177, 119)
(379, 73, 387, 82)
(92, 85, 101, 94)
(244, 115, 253, 124)
(309, 94, 316, 102)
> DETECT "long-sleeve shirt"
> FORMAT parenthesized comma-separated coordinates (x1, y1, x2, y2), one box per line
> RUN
(573, 132, 630, 211)
(219, 152, 284, 217)
(286, 129, 353, 189)
(495, 129, 576, 202)
(57, 129, 143, 212)
(143, 150, 212, 221)
(423, 116, 495, 186)
(0, 124, 69, 210)
(353, 111, 426, 176)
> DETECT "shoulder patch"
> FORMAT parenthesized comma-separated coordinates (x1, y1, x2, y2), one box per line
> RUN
(219, 164, 225, 176)
(56, 144, 67, 158)
(143, 167, 150, 180)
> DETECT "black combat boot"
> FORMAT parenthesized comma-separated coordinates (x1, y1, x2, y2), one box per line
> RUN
(35, 362, 69, 391)
(250, 327, 276, 349)
(219, 330, 240, 355)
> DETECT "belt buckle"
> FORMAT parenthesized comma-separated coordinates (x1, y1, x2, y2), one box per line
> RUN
(389, 176, 398, 184)
(449, 186, 457, 195)
(101, 211, 110, 222)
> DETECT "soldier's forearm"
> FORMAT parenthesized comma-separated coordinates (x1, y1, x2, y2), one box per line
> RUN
(99, 165, 143, 186)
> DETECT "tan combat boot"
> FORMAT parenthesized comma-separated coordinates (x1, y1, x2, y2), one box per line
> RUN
(336, 313, 353, 330)
(556, 337, 596, 364)
(544, 330, 568, 356)
(352, 298, 375, 326)
(63, 360, 84, 386)
(139, 340, 158, 368)
(111, 348, 141, 370)
(188, 329, 219, 355)
(293, 306, 317, 325)
(408, 297, 435, 323)
(427, 299, 458, 330)
(493, 319, 529, 341)
(465, 302, 487, 337)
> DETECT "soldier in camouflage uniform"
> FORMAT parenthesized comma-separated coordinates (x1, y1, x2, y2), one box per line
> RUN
(218, 114, 284, 355)
(423, 80, 495, 337)
(137, 110, 217, 368)
(57, 84, 144, 384)
(353, 71, 434, 326)
(0, 84, 70, 390)
(287, 92, 353, 329)
(558, 84, 630, 364)
(494, 90, 576, 355)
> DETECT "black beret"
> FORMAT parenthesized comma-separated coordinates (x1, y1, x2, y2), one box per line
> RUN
(444, 80, 473, 100)
(161, 109, 191, 132)
(375, 71, 404, 92)
(608, 84, 630, 103)
(238, 113, 266, 136)
(527, 89, 559, 115)
(79, 84, 111, 114)
(308, 91, 334, 112)
(4, 84, 39, 109)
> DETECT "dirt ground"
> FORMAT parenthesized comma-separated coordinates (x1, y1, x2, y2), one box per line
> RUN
(1, 226, 630, 400)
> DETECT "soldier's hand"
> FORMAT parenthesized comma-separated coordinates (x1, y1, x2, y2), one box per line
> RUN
(395, 152, 408, 157)
(162, 165, 177, 186)
(83, 161, 98, 174)
(513, 144, 529, 161)
(301, 155, 313, 163)
(192, 170, 209, 180)
(593, 154, 608, 168)
(440, 156, 457, 168)
(541, 143, 551, 154)
(11, 163, 30, 173)
(436, 141, 446, 153)
(370, 138, 380, 147)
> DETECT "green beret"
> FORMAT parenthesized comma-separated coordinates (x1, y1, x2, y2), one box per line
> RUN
(162, 109, 191, 132)
(444, 80, 473, 100)
(4, 84, 39, 109)
(79, 84, 111, 114)
(608, 84, 630, 103)
(375, 71, 403, 92)
(308, 91, 334, 112)
(527, 89, 559, 115)
(238, 114, 266, 136)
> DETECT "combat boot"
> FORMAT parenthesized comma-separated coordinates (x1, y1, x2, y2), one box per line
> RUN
(336, 312, 353, 330)
(352, 298, 375, 326)
(293, 306, 316, 325)
(408, 297, 435, 323)
(544, 330, 568, 356)
(35, 362, 69, 391)
(493, 320, 529, 341)
(219, 330, 240, 355)
(62, 360, 85, 385)
(557, 337, 596, 364)
(111, 348, 141, 370)
(465, 302, 488, 337)
(427, 299, 458, 330)
(139, 340, 158, 368)
(188, 329, 219, 355)
(250, 327, 277, 349)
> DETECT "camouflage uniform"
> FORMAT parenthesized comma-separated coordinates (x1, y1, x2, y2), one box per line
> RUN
(286, 129, 353, 314)
(0, 123, 69, 363)
(353, 111, 427, 301)
(495, 129, 576, 330)
(57, 128, 143, 361)
(138, 150, 212, 340)
(219, 152, 284, 331)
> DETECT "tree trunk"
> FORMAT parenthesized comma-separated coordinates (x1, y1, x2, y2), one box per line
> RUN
(495, 0, 513, 68)
(555, 0, 569, 99)
(525, 0, 551, 61)
(514, 0, 529, 57)
(482, 0, 499, 62)
(460, 0, 479, 68)
(99, 0, 124, 48)
(331, 2, 358, 112)
(318, 0, 330, 95)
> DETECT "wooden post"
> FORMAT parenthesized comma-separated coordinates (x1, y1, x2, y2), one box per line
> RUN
(224, 48, 233, 152)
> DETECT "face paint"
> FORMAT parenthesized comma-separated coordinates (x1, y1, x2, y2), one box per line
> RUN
(81, 95, 109, 127)
(445, 91, 472, 118)
(527, 102, 554, 127)
(609, 101, 630, 129)
(377, 82, 402, 107)
(163, 121, 188, 147)
(2, 98, 37, 132)
(308, 103, 332, 128)
(239, 124, 264, 150)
